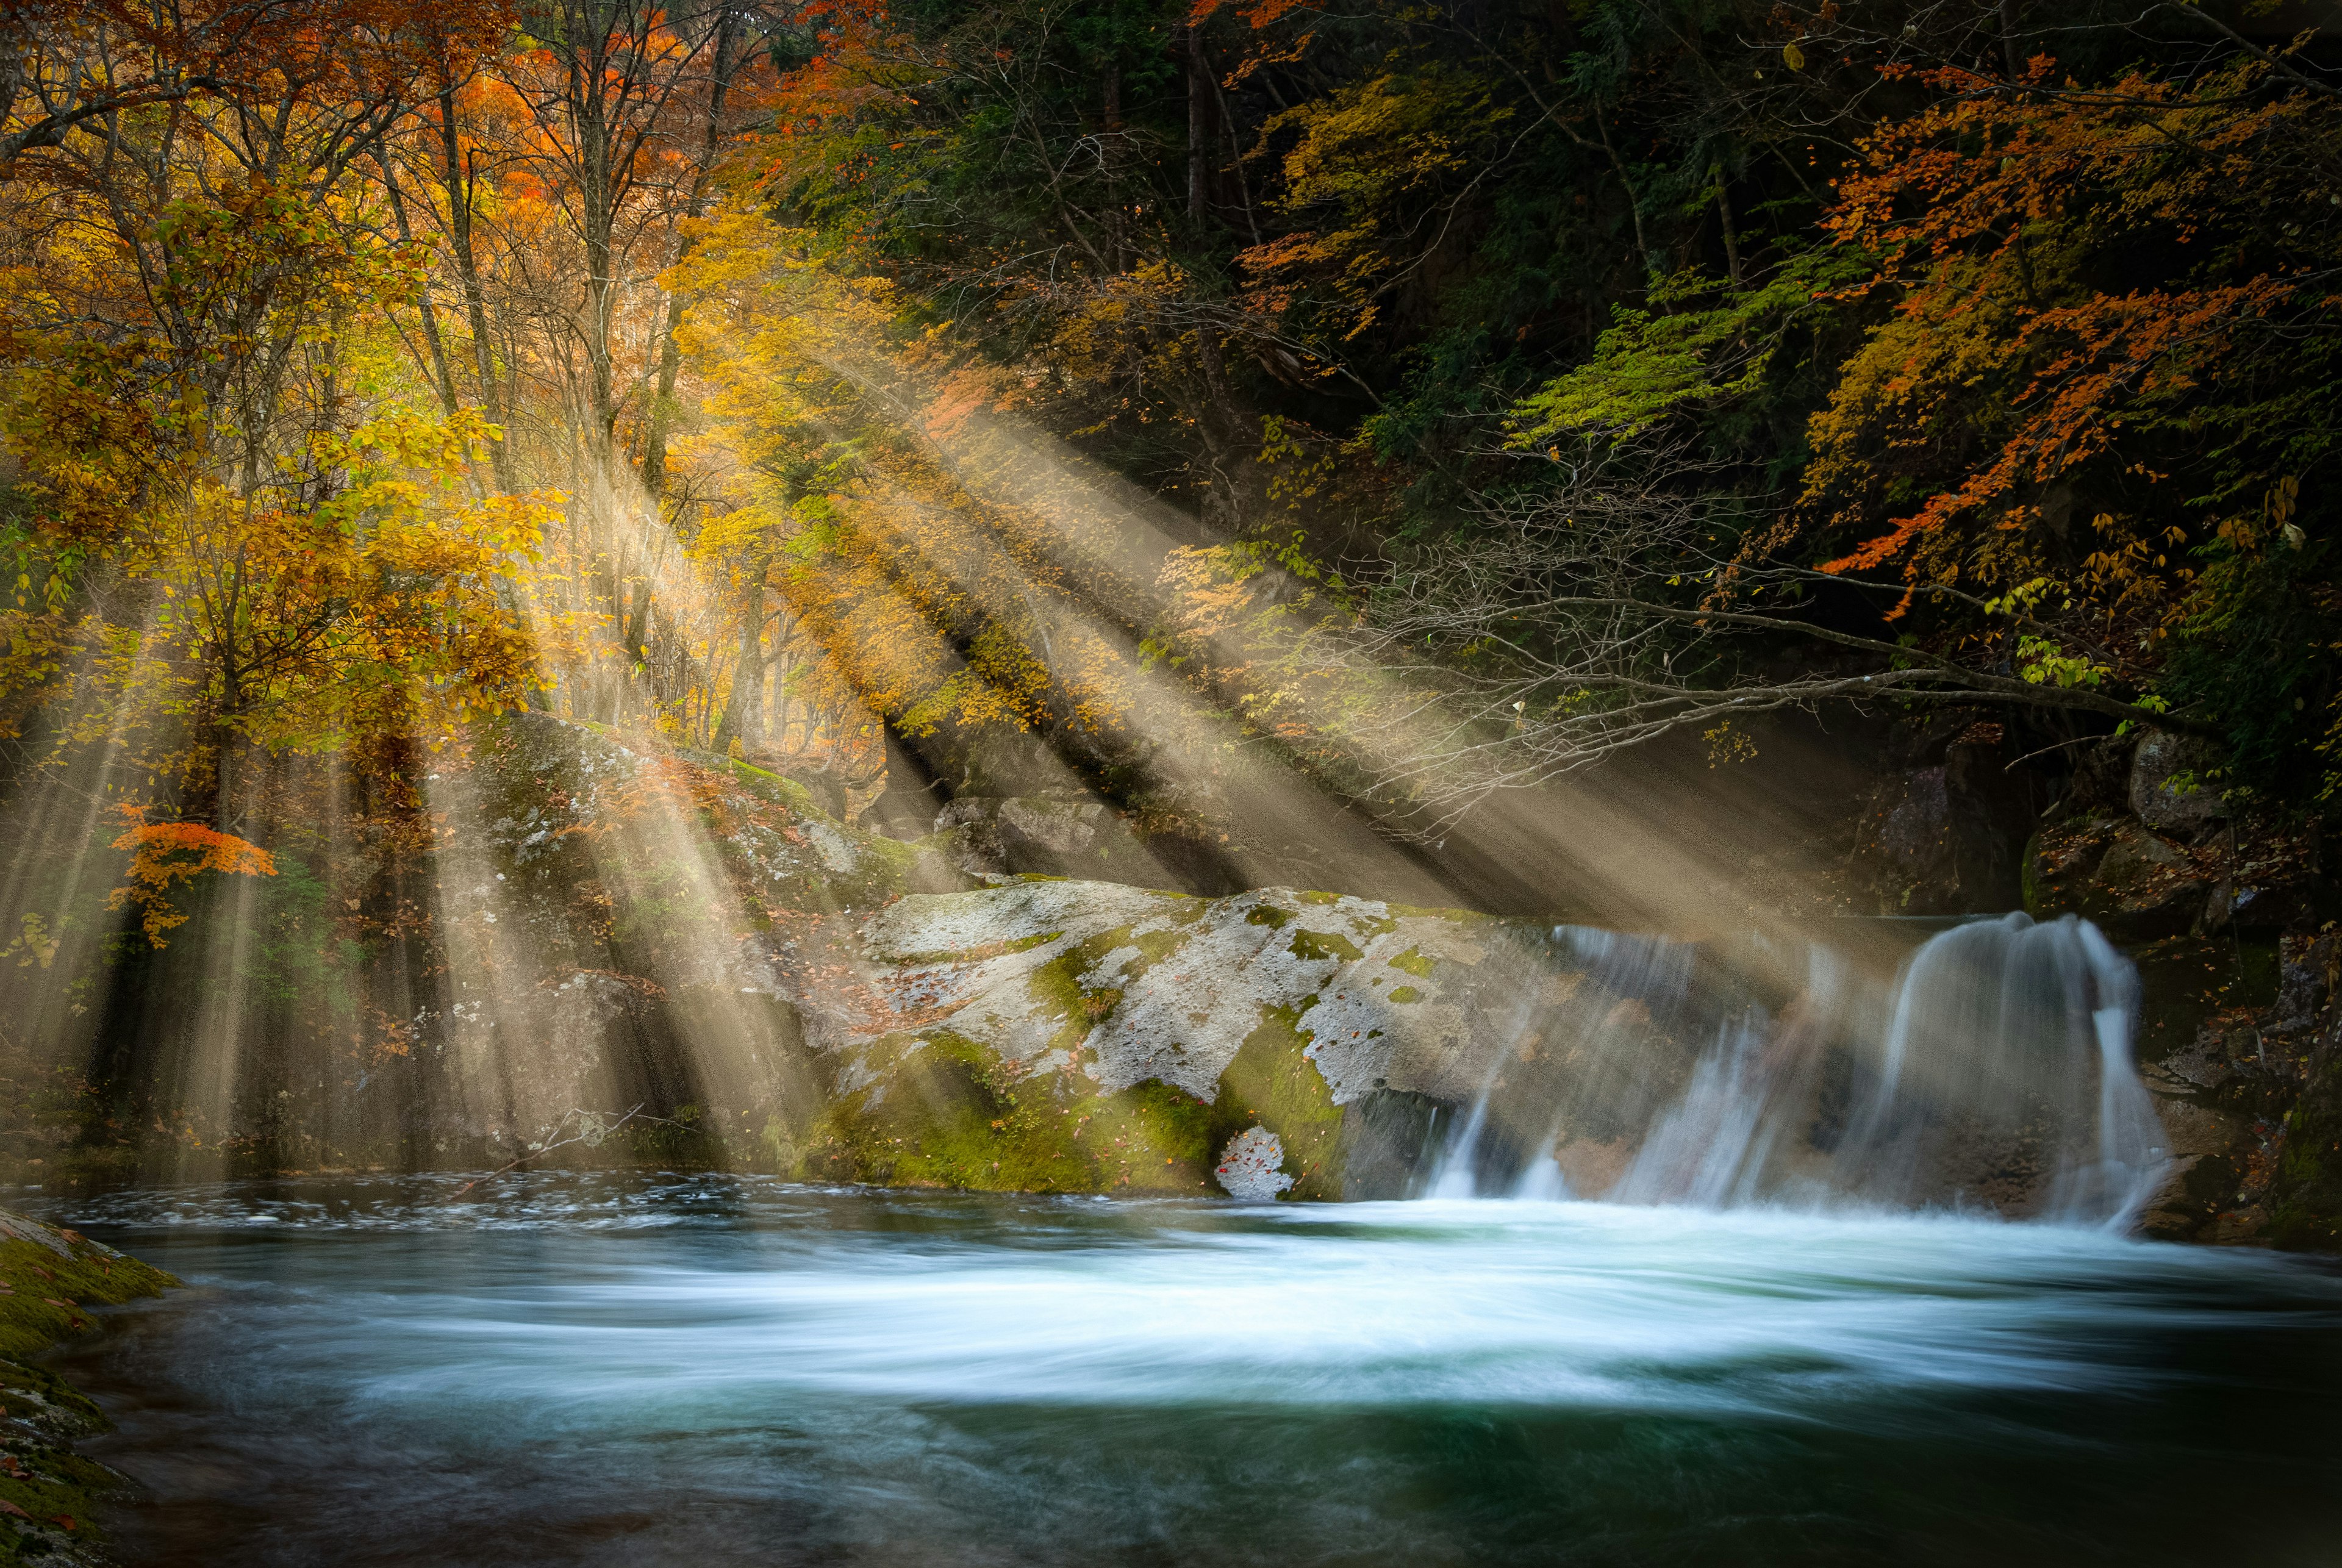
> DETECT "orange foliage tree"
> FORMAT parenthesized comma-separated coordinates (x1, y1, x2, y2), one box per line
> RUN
(107, 806, 278, 947)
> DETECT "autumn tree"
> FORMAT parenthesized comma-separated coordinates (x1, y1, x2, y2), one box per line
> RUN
(0, 1, 541, 812)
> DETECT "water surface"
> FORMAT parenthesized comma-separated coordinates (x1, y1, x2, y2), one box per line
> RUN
(36, 1175, 2342, 1567)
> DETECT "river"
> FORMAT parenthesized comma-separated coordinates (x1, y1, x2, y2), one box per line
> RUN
(30, 1173, 2342, 1566)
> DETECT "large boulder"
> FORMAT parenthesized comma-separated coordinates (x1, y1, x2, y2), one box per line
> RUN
(2024, 817, 2216, 939)
(794, 881, 1528, 1199)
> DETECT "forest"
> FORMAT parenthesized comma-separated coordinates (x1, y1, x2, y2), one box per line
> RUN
(1, 4, 2341, 1561)
(0, 0, 2339, 1176)
(5, 0, 2335, 865)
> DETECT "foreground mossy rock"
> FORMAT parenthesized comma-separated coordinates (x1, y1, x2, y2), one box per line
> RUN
(0, 1209, 175, 1564)
(796, 881, 1528, 1198)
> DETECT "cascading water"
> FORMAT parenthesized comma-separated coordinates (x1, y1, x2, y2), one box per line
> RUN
(1424, 928, 1696, 1200)
(1420, 912, 2168, 1225)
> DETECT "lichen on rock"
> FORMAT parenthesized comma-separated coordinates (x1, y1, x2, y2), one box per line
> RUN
(1215, 1126, 1294, 1199)
(798, 880, 1531, 1198)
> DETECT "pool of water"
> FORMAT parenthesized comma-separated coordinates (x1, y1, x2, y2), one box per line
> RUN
(30, 1175, 2342, 1567)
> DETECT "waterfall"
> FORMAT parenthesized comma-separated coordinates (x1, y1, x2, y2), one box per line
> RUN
(1423, 928, 1695, 1200)
(1417, 913, 2167, 1225)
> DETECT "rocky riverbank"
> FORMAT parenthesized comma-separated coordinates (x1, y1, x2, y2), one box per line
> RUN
(1840, 718, 2342, 1246)
(0, 1209, 173, 1564)
(1, 712, 2338, 1246)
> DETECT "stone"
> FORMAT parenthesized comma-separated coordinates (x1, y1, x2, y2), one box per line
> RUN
(2129, 730, 2226, 832)
(929, 804, 1009, 877)
(861, 787, 942, 840)
(2202, 880, 2321, 937)
(997, 798, 1106, 856)
(2137, 1099, 2249, 1240)
(2091, 824, 2213, 939)
(1855, 721, 2032, 914)
(1214, 1126, 1294, 1199)
(931, 797, 1143, 880)
(2022, 816, 2120, 916)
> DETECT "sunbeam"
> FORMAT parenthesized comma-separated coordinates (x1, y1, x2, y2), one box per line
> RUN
(0, 2, 2339, 1561)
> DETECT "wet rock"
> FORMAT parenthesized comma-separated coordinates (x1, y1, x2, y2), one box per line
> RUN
(926, 795, 1194, 887)
(782, 881, 1545, 1199)
(2272, 933, 2333, 1032)
(2139, 1095, 2250, 1239)
(1335, 1089, 1443, 1199)
(861, 787, 942, 840)
(998, 798, 1108, 856)
(2023, 816, 2119, 913)
(2061, 734, 2138, 816)
(2213, 881, 2320, 936)
(0, 1209, 176, 1562)
(780, 762, 849, 821)
(930, 797, 1111, 876)
(2129, 731, 2226, 832)
(929, 803, 1009, 877)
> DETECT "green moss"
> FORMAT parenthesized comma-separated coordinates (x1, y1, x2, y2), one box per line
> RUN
(727, 761, 823, 818)
(1026, 934, 1129, 1055)
(0, 1236, 175, 1362)
(1208, 1003, 1349, 1201)
(796, 1030, 1220, 1195)
(860, 833, 920, 873)
(2268, 1052, 2342, 1251)
(1289, 929, 1364, 962)
(1296, 890, 1340, 906)
(889, 928, 1065, 966)
(1385, 947, 1437, 978)
(0, 1223, 178, 1556)
(2019, 830, 2054, 918)
(1388, 986, 1423, 1004)
(1245, 906, 1291, 929)
(1023, 924, 1193, 1054)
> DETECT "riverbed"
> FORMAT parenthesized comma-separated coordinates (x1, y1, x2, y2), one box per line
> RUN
(30, 1174, 2342, 1566)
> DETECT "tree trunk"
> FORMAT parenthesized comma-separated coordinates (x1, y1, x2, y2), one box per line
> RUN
(712, 553, 772, 753)
(373, 152, 460, 418)
(642, 13, 742, 503)
(435, 83, 518, 493)
(1186, 26, 1212, 223)
(1714, 165, 1741, 284)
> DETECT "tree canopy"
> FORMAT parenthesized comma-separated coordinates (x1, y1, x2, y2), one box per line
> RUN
(2, 0, 2338, 899)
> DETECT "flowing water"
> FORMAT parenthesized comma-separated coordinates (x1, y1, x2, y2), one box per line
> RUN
(36, 1176, 2342, 1568)
(30, 913, 2341, 1564)
(1427, 914, 2166, 1220)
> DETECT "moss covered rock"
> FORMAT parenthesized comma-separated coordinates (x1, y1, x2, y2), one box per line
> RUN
(0, 1208, 174, 1564)
(795, 881, 1529, 1198)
